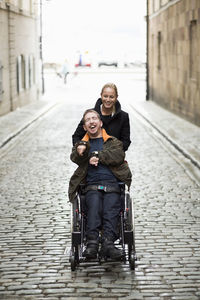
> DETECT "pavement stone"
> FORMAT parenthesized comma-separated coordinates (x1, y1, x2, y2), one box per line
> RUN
(0, 96, 199, 173)
(1, 75, 200, 299)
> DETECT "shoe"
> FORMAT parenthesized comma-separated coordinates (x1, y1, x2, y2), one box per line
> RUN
(100, 237, 123, 260)
(83, 239, 99, 259)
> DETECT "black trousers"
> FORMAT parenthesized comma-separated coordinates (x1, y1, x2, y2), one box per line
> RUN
(85, 189, 121, 241)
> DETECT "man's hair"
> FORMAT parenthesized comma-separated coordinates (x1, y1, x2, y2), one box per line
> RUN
(82, 109, 101, 124)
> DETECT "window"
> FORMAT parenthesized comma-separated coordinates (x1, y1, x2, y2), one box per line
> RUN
(190, 20, 197, 80)
(149, 0, 155, 14)
(161, 0, 169, 6)
(19, 0, 23, 10)
(16, 55, 25, 93)
(0, 62, 3, 101)
(29, 54, 35, 87)
(16, 56, 21, 93)
(154, 0, 161, 11)
(30, 0, 33, 14)
(157, 31, 161, 70)
(25, 55, 29, 90)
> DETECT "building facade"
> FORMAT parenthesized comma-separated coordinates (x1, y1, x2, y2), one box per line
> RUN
(0, 0, 40, 116)
(147, 0, 200, 126)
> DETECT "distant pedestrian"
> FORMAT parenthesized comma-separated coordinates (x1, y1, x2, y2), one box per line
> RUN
(57, 59, 70, 84)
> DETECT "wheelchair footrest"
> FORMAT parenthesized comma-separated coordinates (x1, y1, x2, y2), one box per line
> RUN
(124, 230, 133, 244)
(72, 231, 81, 245)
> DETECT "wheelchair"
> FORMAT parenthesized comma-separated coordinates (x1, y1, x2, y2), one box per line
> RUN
(69, 183, 137, 271)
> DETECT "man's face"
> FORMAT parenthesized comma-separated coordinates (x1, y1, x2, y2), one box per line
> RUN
(83, 112, 102, 138)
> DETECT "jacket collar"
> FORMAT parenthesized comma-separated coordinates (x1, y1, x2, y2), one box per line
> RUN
(82, 128, 111, 142)
(94, 98, 121, 116)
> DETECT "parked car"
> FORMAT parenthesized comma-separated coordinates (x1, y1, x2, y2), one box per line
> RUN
(98, 60, 118, 67)
(124, 60, 146, 68)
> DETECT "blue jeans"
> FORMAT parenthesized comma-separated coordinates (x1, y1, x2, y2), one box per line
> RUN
(85, 189, 121, 241)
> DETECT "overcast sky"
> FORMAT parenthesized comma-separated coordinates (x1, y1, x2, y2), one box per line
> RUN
(43, 0, 146, 63)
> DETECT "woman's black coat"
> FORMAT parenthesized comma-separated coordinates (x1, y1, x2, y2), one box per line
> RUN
(72, 98, 131, 151)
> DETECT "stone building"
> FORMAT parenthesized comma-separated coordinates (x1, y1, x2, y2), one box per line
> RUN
(0, 0, 40, 116)
(147, 0, 200, 126)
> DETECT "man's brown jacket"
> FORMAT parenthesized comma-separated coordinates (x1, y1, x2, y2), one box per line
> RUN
(68, 129, 132, 202)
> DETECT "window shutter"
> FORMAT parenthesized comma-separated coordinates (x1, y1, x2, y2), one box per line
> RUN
(0, 62, 3, 101)
(17, 56, 22, 93)
(25, 55, 29, 89)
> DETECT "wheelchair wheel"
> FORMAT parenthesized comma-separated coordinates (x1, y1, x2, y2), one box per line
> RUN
(128, 242, 136, 270)
(129, 250, 135, 270)
(70, 246, 79, 271)
(72, 197, 80, 231)
(125, 191, 133, 231)
(70, 253, 76, 271)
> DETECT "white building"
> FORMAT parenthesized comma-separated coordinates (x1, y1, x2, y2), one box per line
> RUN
(0, 0, 40, 116)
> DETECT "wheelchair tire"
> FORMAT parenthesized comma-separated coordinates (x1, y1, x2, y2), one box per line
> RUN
(72, 198, 80, 231)
(125, 192, 133, 231)
(129, 250, 135, 270)
(70, 253, 76, 271)
(70, 246, 79, 271)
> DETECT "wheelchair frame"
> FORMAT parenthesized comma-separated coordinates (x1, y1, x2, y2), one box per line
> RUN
(69, 183, 137, 271)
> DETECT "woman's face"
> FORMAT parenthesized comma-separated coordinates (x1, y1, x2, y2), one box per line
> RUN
(101, 87, 117, 110)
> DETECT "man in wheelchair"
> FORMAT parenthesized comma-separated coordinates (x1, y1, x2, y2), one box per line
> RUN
(68, 109, 132, 260)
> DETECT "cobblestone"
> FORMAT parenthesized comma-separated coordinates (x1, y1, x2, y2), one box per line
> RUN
(0, 73, 200, 298)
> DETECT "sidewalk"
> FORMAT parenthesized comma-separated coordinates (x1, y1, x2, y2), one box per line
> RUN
(0, 97, 58, 149)
(131, 100, 200, 170)
(0, 96, 200, 171)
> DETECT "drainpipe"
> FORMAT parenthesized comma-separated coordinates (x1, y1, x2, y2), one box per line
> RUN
(146, 0, 149, 101)
(6, 2, 14, 110)
(40, 0, 45, 94)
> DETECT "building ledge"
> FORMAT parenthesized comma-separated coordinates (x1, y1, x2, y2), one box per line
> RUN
(149, 0, 181, 19)
(0, 1, 36, 18)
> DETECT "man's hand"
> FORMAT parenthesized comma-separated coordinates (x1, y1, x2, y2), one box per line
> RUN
(77, 145, 86, 156)
(89, 156, 99, 166)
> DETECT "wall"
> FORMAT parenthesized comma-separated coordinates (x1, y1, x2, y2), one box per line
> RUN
(0, 3, 10, 113)
(0, 0, 40, 116)
(148, 0, 200, 126)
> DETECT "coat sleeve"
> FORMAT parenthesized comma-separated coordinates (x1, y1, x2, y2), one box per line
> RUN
(72, 119, 86, 146)
(70, 143, 90, 166)
(120, 113, 131, 151)
(98, 138, 125, 166)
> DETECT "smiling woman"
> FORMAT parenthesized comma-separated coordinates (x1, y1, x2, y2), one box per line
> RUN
(101, 84, 118, 116)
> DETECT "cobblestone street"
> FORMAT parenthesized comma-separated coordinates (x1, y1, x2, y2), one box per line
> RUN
(0, 72, 200, 299)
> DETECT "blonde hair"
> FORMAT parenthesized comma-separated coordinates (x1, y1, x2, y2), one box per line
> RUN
(101, 83, 118, 98)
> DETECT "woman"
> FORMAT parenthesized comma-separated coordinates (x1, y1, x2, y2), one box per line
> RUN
(72, 83, 131, 151)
